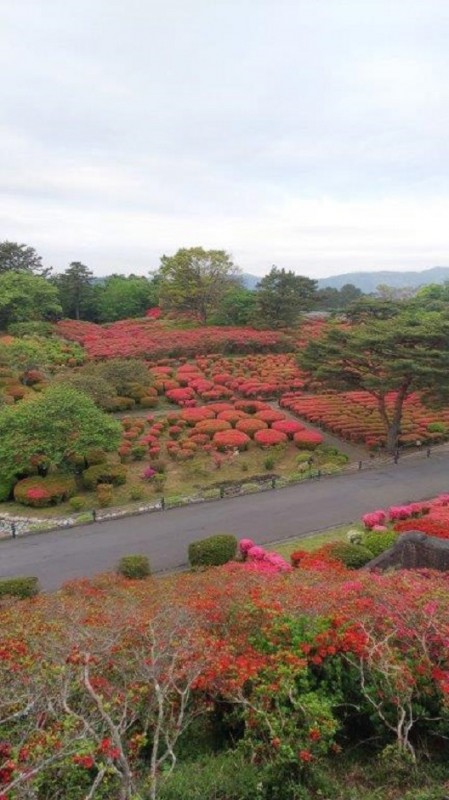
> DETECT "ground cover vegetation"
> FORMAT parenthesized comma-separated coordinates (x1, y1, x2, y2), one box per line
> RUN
(1, 553, 449, 799)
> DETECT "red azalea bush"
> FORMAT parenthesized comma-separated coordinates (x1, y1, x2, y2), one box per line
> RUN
(56, 320, 292, 359)
(195, 419, 232, 436)
(254, 429, 288, 447)
(180, 407, 215, 425)
(13, 476, 76, 508)
(255, 409, 286, 424)
(235, 417, 268, 437)
(272, 419, 305, 438)
(213, 430, 251, 451)
(293, 430, 324, 449)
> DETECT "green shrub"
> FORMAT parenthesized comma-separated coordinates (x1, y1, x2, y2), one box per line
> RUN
(327, 541, 374, 569)
(82, 463, 127, 490)
(13, 475, 76, 508)
(84, 448, 108, 466)
(117, 554, 151, 579)
(139, 396, 158, 408)
(264, 455, 275, 470)
(188, 534, 237, 568)
(69, 495, 85, 512)
(96, 483, 113, 507)
(364, 530, 398, 557)
(158, 752, 260, 800)
(129, 486, 145, 501)
(0, 576, 40, 598)
(427, 422, 446, 434)
(131, 444, 146, 460)
(0, 478, 14, 502)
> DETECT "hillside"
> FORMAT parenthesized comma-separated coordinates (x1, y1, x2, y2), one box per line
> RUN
(318, 266, 449, 292)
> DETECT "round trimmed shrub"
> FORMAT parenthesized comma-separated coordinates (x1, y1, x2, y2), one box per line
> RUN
(82, 464, 127, 490)
(213, 430, 251, 452)
(254, 428, 288, 447)
(326, 542, 374, 569)
(195, 419, 232, 436)
(188, 534, 237, 568)
(117, 554, 151, 579)
(69, 496, 86, 511)
(85, 448, 108, 466)
(293, 430, 324, 449)
(216, 410, 249, 425)
(363, 530, 398, 557)
(234, 400, 267, 414)
(254, 409, 286, 424)
(0, 576, 40, 599)
(272, 419, 305, 438)
(14, 476, 76, 508)
(180, 407, 215, 425)
(96, 483, 113, 507)
(235, 418, 268, 438)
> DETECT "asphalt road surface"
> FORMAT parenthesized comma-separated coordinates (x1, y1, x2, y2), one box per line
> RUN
(1, 452, 448, 590)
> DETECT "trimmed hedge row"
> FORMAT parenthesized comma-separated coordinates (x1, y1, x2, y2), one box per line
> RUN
(0, 576, 40, 598)
(117, 555, 151, 579)
(188, 534, 237, 568)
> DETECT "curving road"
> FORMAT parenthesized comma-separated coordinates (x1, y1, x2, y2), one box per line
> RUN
(1, 451, 449, 590)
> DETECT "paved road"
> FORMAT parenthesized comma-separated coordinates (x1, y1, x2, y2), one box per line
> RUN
(1, 452, 449, 591)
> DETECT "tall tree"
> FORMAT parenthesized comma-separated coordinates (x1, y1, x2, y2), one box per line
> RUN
(156, 247, 241, 324)
(211, 286, 257, 326)
(255, 267, 317, 328)
(0, 241, 50, 275)
(0, 272, 62, 330)
(53, 262, 94, 320)
(0, 385, 121, 483)
(298, 310, 449, 452)
(97, 274, 157, 322)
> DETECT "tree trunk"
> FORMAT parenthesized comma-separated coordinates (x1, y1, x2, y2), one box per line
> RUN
(377, 383, 410, 454)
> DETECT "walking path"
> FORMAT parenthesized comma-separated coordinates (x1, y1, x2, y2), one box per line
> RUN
(1, 449, 449, 590)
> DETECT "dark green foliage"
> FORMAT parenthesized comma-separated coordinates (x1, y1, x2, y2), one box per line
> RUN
(364, 530, 398, 557)
(188, 534, 237, 568)
(116, 554, 151, 579)
(0, 576, 40, 598)
(255, 267, 317, 328)
(0, 478, 14, 501)
(82, 463, 127, 490)
(327, 541, 374, 568)
(158, 752, 261, 800)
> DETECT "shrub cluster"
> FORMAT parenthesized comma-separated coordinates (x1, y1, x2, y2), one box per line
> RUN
(188, 534, 237, 567)
(82, 464, 127, 490)
(116, 554, 151, 579)
(13, 475, 76, 508)
(0, 576, 40, 598)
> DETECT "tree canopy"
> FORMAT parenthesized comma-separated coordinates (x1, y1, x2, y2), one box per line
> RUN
(156, 247, 241, 324)
(52, 262, 94, 321)
(298, 309, 449, 452)
(0, 241, 49, 275)
(0, 271, 62, 329)
(0, 385, 121, 483)
(255, 267, 317, 328)
(97, 274, 157, 322)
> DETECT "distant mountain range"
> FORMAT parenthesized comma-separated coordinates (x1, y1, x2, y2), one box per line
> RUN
(317, 267, 449, 293)
(241, 272, 262, 289)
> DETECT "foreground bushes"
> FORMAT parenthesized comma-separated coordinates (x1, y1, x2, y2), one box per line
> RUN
(0, 576, 39, 598)
(188, 534, 237, 567)
(82, 463, 127, 489)
(116, 554, 151, 579)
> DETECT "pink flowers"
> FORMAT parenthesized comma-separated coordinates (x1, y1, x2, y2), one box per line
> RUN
(239, 540, 292, 573)
(362, 510, 386, 529)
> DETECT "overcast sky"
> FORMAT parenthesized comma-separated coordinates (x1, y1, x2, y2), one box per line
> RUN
(1, 0, 449, 278)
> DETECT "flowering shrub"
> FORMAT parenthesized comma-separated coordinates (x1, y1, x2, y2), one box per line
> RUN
(254, 429, 288, 447)
(13, 476, 76, 507)
(272, 419, 305, 438)
(235, 417, 268, 437)
(195, 419, 232, 436)
(213, 430, 251, 452)
(56, 320, 292, 359)
(293, 430, 324, 449)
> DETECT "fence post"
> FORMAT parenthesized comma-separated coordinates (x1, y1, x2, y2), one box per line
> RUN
(317, 469, 321, 479)
(427, 447, 431, 458)
(220, 486, 224, 499)
(92, 509, 97, 522)
(358, 460, 362, 470)
(11, 522, 16, 539)
(271, 476, 276, 489)
(160, 496, 165, 510)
